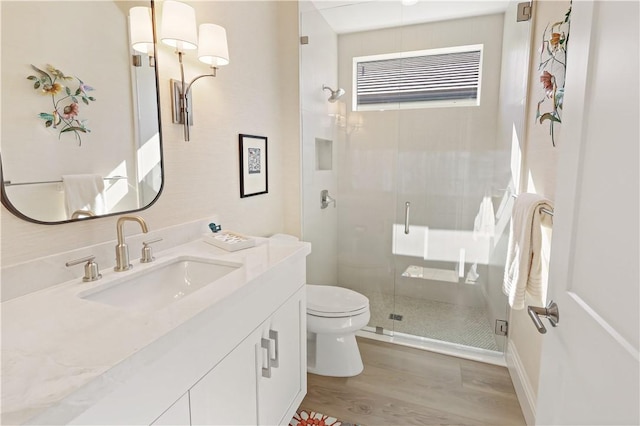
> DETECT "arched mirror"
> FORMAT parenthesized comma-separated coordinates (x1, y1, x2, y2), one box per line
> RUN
(0, 0, 163, 224)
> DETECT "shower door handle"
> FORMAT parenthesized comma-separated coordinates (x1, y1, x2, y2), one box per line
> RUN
(404, 202, 410, 234)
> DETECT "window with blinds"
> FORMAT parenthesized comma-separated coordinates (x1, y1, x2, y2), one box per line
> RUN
(353, 44, 483, 111)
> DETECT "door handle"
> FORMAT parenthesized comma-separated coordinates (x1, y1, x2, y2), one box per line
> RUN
(404, 202, 410, 234)
(527, 301, 559, 334)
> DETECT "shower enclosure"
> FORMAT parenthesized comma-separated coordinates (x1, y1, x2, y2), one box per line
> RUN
(300, 0, 531, 360)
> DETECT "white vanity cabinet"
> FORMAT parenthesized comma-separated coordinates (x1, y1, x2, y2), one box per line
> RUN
(157, 287, 305, 426)
(189, 327, 259, 425)
(151, 334, 258, 426)
(59, 244, 309, 426)
(256, 289, 305, 425)
(152, 393, 190, 426)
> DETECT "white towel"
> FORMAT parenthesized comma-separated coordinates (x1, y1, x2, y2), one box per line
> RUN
(503, 193, 554, 310)
(62, 174, 106, 218)
(473, 196, 496, 238)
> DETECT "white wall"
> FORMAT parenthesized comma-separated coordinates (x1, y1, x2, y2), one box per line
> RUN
(299, 1, 339, 285)
(1, 1, 301, 268)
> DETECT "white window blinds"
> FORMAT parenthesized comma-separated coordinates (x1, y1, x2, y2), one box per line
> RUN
(354, 45, 483, 110)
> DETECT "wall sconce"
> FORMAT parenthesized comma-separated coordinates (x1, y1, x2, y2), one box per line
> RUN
(160, 0, 229, 141)
(328, 101, 346, 128)
(129, 1, 229, 141)
(129, 6, 155, 67)
(130, 7, 154, 55)
(346, 112, 363, 134)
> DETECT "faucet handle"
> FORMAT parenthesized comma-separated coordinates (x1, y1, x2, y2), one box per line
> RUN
(65, 255, 102, 282)
(141, 238, 163, 263)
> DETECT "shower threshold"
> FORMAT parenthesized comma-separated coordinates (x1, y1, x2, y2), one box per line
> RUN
(357, 327, 506, 367)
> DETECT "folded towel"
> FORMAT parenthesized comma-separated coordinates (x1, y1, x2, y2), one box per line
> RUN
(503, 193, 554, 309)
(473, 195, 496, 238)
(62, 174, 106, 219)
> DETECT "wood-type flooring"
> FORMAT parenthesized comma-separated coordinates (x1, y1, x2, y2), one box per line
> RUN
(300, 337, 525, 426)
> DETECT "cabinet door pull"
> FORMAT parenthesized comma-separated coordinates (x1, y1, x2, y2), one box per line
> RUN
(261, 338, 272, 378)
(269, 330, 279, 368)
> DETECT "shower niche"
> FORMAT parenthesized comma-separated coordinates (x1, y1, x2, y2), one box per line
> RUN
(315, 138, 333, 171)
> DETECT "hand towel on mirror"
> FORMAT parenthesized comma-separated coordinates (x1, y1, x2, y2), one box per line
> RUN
(502, 193, 554, 310)
(62, 174, 106, 218)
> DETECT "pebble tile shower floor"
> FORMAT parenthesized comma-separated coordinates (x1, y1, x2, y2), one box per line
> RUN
(365, 292, 500, 351)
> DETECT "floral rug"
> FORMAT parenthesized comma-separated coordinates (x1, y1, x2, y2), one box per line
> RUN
(290, 409, 359, 426)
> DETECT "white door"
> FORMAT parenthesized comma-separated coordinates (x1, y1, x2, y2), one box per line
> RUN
(258, 288, 305, 425)
(151, 393, 190, 426)
(189, 332, 259, 425)
(536, 1, 639, 424)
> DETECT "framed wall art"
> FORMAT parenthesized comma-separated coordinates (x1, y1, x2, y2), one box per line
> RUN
(239, 134, 268, 198)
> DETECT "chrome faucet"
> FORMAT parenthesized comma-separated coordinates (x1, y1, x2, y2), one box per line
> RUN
(114, 215, 149, 271)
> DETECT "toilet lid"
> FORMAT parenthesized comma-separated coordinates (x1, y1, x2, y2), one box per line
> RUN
(307, 285, 369, 316)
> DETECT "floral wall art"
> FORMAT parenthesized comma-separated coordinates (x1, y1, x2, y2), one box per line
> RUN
(536, 5, 571, 146)
(27, 64, 96, 146)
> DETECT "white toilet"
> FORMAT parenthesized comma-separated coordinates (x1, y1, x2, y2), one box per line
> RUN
(306, 285, 370, 377)
(269, 234, 370, 377)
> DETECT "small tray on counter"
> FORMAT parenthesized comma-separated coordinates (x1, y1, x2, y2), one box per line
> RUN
(203, 231, 256, 252)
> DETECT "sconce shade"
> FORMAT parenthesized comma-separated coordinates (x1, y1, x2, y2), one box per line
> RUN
(129, 6, 154, 54)
(198, 24, 229, 67)
(161, 0, 198, 50)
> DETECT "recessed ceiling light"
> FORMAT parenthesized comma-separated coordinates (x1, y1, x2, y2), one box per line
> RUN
(401, 0, 419, 6)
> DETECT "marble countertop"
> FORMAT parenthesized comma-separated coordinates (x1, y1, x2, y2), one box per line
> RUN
(1, 237, 311, 425)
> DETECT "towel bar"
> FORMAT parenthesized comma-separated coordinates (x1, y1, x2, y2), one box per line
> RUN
(511, 193, 554, 217)
(4, 176, 126, 186)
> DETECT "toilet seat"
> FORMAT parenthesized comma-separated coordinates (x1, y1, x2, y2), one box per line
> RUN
(307, 285, 369, 318)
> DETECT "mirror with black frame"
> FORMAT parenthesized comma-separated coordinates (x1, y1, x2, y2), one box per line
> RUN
(0, 0, 163, 224)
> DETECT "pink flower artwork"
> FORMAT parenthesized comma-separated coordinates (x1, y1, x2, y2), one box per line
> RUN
(536, 6, 571, 147)
(27, 64, 96, 146)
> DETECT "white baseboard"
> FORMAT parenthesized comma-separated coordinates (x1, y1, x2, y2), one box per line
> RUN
(506, 340, 537, 425)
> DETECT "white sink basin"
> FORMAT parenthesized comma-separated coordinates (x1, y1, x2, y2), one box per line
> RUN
(79, 256, 241, 311)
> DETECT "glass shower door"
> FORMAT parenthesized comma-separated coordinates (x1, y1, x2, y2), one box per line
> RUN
(387, 10, 516, 353)
(390, 111, 504, 352)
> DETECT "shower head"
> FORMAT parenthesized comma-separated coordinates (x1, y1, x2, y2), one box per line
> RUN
(323, 85, 346, 103)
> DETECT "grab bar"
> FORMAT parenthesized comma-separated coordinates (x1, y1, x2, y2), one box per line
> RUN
(404, 202, 410, 234)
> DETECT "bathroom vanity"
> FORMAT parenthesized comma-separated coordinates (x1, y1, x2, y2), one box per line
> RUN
(1, 232, 310, 425)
